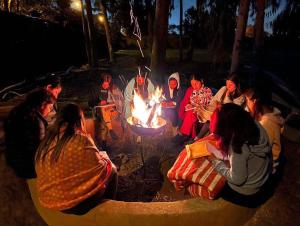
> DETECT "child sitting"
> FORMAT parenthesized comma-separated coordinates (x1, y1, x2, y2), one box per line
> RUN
(161, 72, 184, 131)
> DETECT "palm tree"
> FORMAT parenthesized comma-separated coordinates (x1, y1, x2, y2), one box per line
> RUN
(230, 0, 250, 73)
(150, 0, 171, 81)
(99, 0, 114, 62)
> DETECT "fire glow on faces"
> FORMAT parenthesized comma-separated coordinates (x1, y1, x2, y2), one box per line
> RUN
(190, 79, 203, 91)
(169, 79, 178, 90)
(136, 75, 145, 86)
(102, 81, 110, 90)
(226, 80, 236, 93)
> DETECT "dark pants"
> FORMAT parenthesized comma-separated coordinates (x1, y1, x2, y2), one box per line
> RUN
(162, 108, 179, 127)
(221, 178, 273, 208)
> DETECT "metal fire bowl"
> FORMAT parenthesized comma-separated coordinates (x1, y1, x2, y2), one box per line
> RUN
(127, 116, 167, 136)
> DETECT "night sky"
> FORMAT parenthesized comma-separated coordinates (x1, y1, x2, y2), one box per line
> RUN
(169, 0, 196, 25)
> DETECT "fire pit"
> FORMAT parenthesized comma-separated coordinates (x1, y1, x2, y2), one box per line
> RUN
(127, 116, 166, 136)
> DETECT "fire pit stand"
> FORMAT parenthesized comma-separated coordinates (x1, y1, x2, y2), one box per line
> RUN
(127, 117, 168, 197)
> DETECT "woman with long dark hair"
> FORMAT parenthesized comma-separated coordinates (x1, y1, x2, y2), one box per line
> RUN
(35, 103, 117, 214)
(210, 103, 272, 207)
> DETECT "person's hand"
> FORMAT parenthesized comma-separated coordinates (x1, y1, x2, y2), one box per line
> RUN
(185, 104, 193, 111)
(100, 100, 107, 105)
(161, 101, 167, 107)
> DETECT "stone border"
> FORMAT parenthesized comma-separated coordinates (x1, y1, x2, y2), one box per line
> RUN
(27, 179, 256, 226)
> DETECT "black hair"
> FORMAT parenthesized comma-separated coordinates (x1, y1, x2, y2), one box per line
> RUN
(213, 103, 259, 154)
(36, 103, 84, 164)
(190, 73, 204, 83)
(25, 88, 55, 110)
(42, 75, 61, 89)
(244, 87, 273, 120)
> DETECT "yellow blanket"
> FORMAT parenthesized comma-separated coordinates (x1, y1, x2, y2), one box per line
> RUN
(185, 135, 219, 159)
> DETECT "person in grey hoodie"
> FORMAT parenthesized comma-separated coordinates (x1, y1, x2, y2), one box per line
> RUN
(209, 103, 272, 206)
(244, 87, 284, 174)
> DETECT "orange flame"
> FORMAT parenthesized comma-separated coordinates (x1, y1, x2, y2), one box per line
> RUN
(131, 87, 163, 128)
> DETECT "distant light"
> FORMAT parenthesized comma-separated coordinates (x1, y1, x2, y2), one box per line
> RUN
(71, 0, 81, 11)
(98, 15, 104, 23)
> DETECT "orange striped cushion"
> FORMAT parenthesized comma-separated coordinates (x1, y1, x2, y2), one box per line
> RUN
(167, 148, 226, 199)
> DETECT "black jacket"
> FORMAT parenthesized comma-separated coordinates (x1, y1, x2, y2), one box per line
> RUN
(4, 103, 48, 178)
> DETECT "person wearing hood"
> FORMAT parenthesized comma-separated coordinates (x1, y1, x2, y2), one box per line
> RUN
(161, 72, 184, 128)
(209, 103, 272, 207)
(124, 72, 155, 120)
(244, 87, 284, 174)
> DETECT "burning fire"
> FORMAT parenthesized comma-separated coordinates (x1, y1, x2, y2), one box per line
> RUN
(131, 87, 163, 128)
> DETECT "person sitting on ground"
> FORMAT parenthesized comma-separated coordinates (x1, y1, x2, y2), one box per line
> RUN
(173, 73, 212, 144)
(40, 75, 62, 125)
(35, 103, 117, 215)
(124, 71, 155, 120)
(4, 89, 55, 178)
(244, 87, 284, 174)
(88, 72, 124, 151)
(161, 72, 184, 132)
(209, 103, 272, 208)
(194, 72, 245, 140)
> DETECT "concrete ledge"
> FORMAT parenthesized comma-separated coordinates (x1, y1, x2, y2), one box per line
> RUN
(27, 179, 256, 226)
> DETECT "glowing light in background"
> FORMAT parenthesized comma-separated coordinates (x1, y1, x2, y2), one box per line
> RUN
(71, 0, 82, 11)
(98, 14, 104, 23)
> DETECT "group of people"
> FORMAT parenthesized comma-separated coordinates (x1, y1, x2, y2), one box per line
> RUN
(3, 69, 284, 214)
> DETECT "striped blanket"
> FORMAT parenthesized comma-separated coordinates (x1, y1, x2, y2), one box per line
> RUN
(167, 140, 226, 199)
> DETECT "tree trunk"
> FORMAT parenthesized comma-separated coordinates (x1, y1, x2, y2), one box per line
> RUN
(230, 0, 250, 73)
(254, 0, 265, 53)
(185, 37, 194, 61)
(145, 0, 154, 53)
(3, 0, 9, 11)
(100, 0, 114, 63)
(150, 0, 171, 82)
(16, 0, 20, 12)
(179, 0, 183, 61)
(80, 0, 92, 67)
(85, 0, 98, 67)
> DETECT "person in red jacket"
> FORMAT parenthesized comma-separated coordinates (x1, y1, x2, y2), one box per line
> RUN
(173, 73, 212, 144)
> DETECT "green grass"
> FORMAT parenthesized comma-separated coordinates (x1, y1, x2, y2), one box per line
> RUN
(115, 49, 214, 63)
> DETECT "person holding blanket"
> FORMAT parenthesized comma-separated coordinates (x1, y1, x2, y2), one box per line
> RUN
(209, 103, 272, 207)
(35, 103, 117, 215)
(168, 103, 272, 204)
